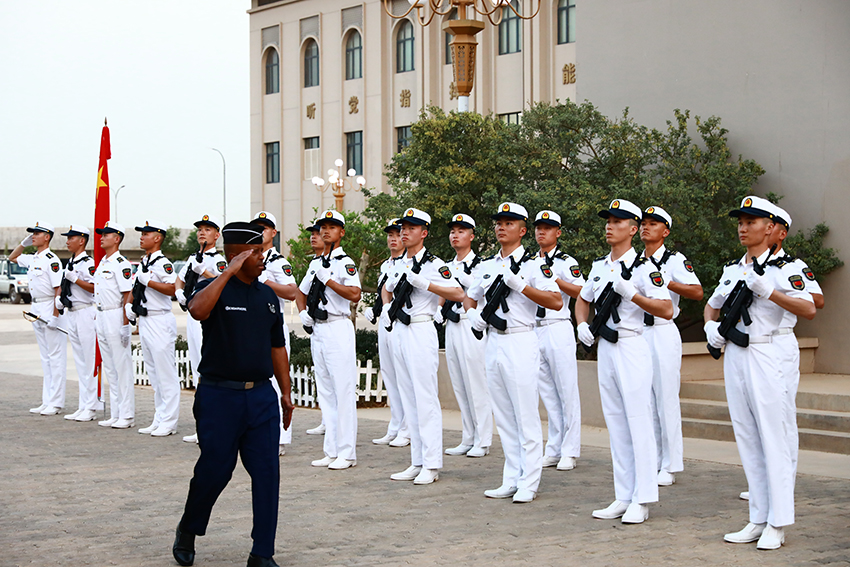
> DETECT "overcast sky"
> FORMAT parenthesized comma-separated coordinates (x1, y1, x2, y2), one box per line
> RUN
(0, 0, 250, 230)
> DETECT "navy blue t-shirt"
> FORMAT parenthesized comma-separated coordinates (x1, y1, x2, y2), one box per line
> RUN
(193, 276, 285, 383)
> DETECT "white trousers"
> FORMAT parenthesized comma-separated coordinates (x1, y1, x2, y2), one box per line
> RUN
(485, 331, 543, 493)
(446, 318, 492, 449)
(646, 323, 684, 473)
(391, 321, 442, 469)
(96, 309, 134, 420)
(270, 322, 292, 445)
(186, 312, 202, 383)
(139, 312, 180, 431)
(378, 325, 408, 439)
(31, 299, 67, 408)
(597, 336, 658, 504)
(724, 343, 794, 527)
(65, 305, 98, 411)
(774, 333, 800, 480)
(536, 321, 581, 459)
(311, 318, 357, 461)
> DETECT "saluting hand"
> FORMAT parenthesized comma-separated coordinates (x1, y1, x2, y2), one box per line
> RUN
(224, 249, 254, 275)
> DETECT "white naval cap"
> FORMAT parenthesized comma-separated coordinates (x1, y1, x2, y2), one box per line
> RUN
(491, 202, 528, 221)
(95, 220, 126, 236)
(772, 204, 792, 230)
(252, 211, 277, 229)
(194, 214, 222, 231)
(533, 210, 561, 227)
(728, 195, 781, 224)
(306, 218, 321, 232)
(135, 219, 168, 234)
(316, 209, 346, 227)
(27, 220, 55, 234)
(642, 206, 672, 228)
(399, 207, 431, 227)
(383, 218, 402, 233)
(61, 223, 91, 237)
(447, 213, 476, 229)
(598, 199, 642, 222)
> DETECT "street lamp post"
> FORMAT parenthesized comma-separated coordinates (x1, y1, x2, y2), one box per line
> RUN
(112, 184, 126, 222)
(311, 158, 366, 211)
(210, 148, 226, 226)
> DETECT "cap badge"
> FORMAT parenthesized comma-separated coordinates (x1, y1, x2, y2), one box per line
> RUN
(406, 209, 414, 217)
(611, 200, 620, 209)
(646, 207, 655, 214)
(455, 215, 463, 222)
(325, 211, 333, 218)
(542, 212, 550, 219)
(502, 204, 510, 212)
(35, 222, 39, 227)
(202, 215, 209, 221)
(743, 197, 753, 207)
(259, 212, 267, 218)
(145, 221, 150, 226)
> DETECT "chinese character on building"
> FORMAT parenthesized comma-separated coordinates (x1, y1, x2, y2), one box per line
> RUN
(400, 89, 411, 108)
(306, 103, 317, 119)
(349, 96, 359, 114)
(562, 63, 576, 85)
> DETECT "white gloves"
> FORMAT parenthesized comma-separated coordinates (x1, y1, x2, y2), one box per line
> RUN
(314, 266, 332, 284)
(257, 272, 268, 284)
(191, 261, 205, 275)
(745, 270, 774, 299)
(299, 310, 314, 328)
(704, 321, 726, 349)
(136, 271, 151, 286)
(365, 307, 377, 325)
(433, 305, 445, 325)
(54, 297, 64, 311)
(577, 321, 595, 347)
(124, 303, 137, 323)
(407, 272, 430, 291)
(20, 234, 33, 247)
(504, 272, 526, 293)
(120, 324, 131, 348)
(457, 272, 474, 289)
(64, 269, 79, 283)
(379, 304, 392, 329)
(466, 307, 487, 332)
(44, 315, 59, 330)
(175, 289, 187, 306)
(614, 277, 637, 301)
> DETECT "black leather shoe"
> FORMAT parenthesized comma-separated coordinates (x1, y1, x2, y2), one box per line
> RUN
(247, 553, 279, 567)
(172, 525, 195, 566)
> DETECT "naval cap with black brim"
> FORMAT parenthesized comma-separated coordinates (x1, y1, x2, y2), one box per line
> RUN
(447, 213, 476, 229)
(61, 223, 91, 237)
(135, 219, 168, 235)
(728, 195, 778, 223)
(773, 204, 792, 230)
(95, 221, 126, 235)
(399, 208, 431, 227)
(316, 210, 346, 227)
(598, 199, 642, 222)
(533, 210, 561, 227)
(27, 221, 55, 234)
(194, 214, 222, 231)
(252, 211, 277, 229)
(306, 219, 320, 232)
(642, 206, 672, 228)
(222, 222, 265, 245)
(491, 202, 528, 221)
(383, 218, 402, 233)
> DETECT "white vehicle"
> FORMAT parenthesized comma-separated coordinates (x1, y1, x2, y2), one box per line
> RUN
(0, 257, 31, 304)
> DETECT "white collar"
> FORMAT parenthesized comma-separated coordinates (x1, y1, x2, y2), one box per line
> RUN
(643, 244, 666, 260)
(36, 248, 53, 257)
(607, 247, 637, 266)
(329, 246, 346, 259)
(498, 245, 525, 262)
(453, 250, 476, 264)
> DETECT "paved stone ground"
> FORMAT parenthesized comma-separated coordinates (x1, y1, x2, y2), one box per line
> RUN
(1, 373, 849, 566)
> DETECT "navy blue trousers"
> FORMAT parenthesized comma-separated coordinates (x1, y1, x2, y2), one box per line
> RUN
(180, 379, 280, 558)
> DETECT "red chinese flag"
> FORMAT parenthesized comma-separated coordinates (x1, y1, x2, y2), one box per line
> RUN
(93, 120, 111, 401)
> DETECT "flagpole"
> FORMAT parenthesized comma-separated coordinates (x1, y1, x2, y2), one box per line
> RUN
(210, 148, 226, 226)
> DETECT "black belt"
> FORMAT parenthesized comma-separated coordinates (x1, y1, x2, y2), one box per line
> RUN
(200, 378, 271, 390)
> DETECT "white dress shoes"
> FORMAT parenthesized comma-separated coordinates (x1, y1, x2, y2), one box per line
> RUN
(328, 458, 356, 470)
(557, 457, 577, 471)
(306, 423, 326, 435)
(64, 409, 82, 421)
(484, 485, 518, 499)
(724, 522, 766, 543)
(390, 465, 421, 481)
(183, 433, 199, 443)
(151, 426, 177, 437)
(372, 433, 395, 445)
(30, 404, 46, 414)
(311, 456, 335, 467)
(466, 446, 489, 458)
(756, 525, 785, 550)
(512, 489, 536, 503)
(413, 468, 439, 485)
(112, 418, 135, 429)
(621, 502, 649, 524)
(592, 500, 630, 519)
(139, 423, 159, 434)
(75, 409, 97, 422)
(389, 436, 410, 447)
(542, 456, 560, 468)
(445, 444, 472, 456)
(40, 406, 61, 416)
(657, 470, 676, 486)
(98, 417, 118, 427)
(739, 491, 750, 500)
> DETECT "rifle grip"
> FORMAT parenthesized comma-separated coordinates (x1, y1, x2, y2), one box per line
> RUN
(581, 342, 592, 354)
(472, 329, 484, 340)
(305, 326, 313, 335)
(707, 344, 722, 360)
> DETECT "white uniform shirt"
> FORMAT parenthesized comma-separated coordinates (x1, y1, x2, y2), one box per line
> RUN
(642, 245, 701, 319)
(776, 255, 822, 329)
(377, 256, 396, 291)
(580, 247, 672, 333)
(707, 250, 813, 338)
(94, 251, 134, 309)
(262, 247, 296, 312)
(446, 251, 482, 316)
(467, 246, 559, 328)
(134, 250, 177, 311)
(385, 247, 460, 319)
(178, 250, 226, 283)
(64, 252, 95, 305)
(298, 246, 361, 317)
(16, 249, 63, 301)
(536, 248, 586, 320)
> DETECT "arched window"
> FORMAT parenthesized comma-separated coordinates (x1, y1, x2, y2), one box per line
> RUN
(396, 20, 415, 73)
(304, 39, 319, 88)
(444, 9, 458, 65)
(557, 0, 576, 44)
(265, 49, 279, 94)
(499, 1, 522, 55)
(345, 30, 362, 80)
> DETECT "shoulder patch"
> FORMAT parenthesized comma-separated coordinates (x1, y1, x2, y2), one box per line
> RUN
(541, 264, 554, 278)
(216, 261, 227, 272)
(283, 264, 293, 277)
(802, 266, 815, 281)
(51, 262, 60, 272)
(88, 266, 96, 276)
(570, 265, 582, 278)
(683, 260, 694, 273)
(46, 252, 55, 259)
(649, 271, 664, 287)
(594, 255, 607, 262)
(122, 267, 132, 279)
(164, 263, 174, 274)
(789, 274, 805, 290)
(345, 263, 357, 276)
(439, 265, 452, 279)
(117, 257, 125, 263)
(725, 259, 738, 267)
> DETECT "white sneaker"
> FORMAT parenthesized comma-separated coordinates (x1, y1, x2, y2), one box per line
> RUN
(621, 502, 649, 524)
(657, 470, 676, 486)
(557, 457, 577, 471)
(512, 489, 537, 503)
(466, 446, 489, 458)
(372, 433, 395, 445)
(724, 522, 766, 544)
(182, 433, 199, 443)
(306, 423, 326, 435)
(739, 491, 750, 500)
(111, 418, 135, 429)
(756, 525, 785, 550)
(98, 417, 118, 427)
(138, 423, 159, 434)
(542, 455, 560, 468)
(311, 456, 334, 467)
(278, 445, 286, 456)
(328, 457, 356, 470)
(390, 465, 421, 481)
(30, 404, 46, 414)
(64, 409, 82, 421)
(445, 444, 472, 456)
(592, 500, 630, 520)
(75, 409, 97, 422)
(413, 468, 439, 485)
(40, 406, 61, 416)
(484, 485, 518, 499)
(389, 436, 410, 447)
(151, 426, 177, 437)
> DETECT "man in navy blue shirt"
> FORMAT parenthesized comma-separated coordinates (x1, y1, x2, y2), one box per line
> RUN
(173, 222, 293, 567)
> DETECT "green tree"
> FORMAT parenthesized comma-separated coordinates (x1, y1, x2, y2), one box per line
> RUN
(161, 227, 186, 260)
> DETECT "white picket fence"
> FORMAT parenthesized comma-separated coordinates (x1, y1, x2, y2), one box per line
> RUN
(132, 349, 386, 406)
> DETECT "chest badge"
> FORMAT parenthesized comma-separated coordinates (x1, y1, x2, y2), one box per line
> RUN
(483, 273, 491, 279)
(570, 265, 581, 278)
(122, 268, 132, 279)
(684, 260, 694, 273)
(724, 279, 731, 286)
(788, 274, 805, 290)
(650, 271, 664, 287)
(439, 266, 451, 279)
(269, 303, 276, 314)
(593, 276, 600, 282)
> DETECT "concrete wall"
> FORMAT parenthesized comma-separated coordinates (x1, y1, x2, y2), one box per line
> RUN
(577, 0, 850, 374)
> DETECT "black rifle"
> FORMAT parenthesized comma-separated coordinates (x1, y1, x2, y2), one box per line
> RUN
(369, 273, 388, 322)
(707, 246, 774, 360)
(179, 243, 208, 312)
(581, 254, 643, 353)
(58, 255, 91, 314)
(385, 251, 434, 331)
(439, 256, 481, 326)
(131, 255, 165, 319)
(304, 243, 335, 335)
(472, 249, 534, 340)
